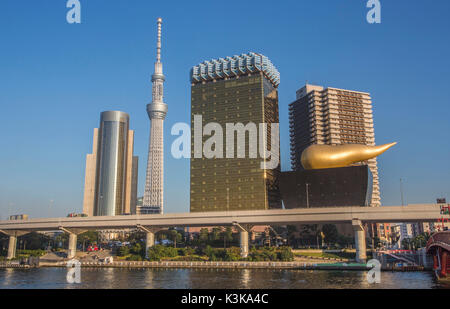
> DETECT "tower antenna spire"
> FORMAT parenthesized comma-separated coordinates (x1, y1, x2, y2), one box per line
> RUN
(156, 17, 162, 63)
(143, 17, 168, 214)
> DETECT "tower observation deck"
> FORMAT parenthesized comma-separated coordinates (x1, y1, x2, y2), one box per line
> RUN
(143, 18, 167, 214)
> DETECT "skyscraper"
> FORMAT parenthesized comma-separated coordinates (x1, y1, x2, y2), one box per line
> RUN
(143, 18, 167, 214)
(82, 111, 138, 216)
(288, 84, 380, 206)
(190, 52, 282, 212)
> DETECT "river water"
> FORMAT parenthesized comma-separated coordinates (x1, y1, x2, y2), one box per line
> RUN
(0, 268, 448, 289)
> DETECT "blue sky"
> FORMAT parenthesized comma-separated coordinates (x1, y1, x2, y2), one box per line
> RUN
(0, 0, 449, 218)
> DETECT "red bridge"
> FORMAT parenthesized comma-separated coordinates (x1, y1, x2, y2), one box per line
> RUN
(426, 230, 450, 280)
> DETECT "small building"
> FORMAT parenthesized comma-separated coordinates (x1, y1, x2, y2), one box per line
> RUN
(9, 214, 28, 221)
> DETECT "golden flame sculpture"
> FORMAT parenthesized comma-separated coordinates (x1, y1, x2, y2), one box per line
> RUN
(301, 142, 397, 170)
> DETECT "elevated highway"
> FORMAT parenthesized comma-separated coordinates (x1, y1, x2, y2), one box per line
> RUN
(0, 204, 446, 262)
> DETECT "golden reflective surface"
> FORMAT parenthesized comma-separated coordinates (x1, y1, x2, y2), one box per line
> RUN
(190, 74, 281, 212)
(301, 142, 397, 170)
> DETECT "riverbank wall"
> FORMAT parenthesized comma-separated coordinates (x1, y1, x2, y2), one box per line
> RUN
(0, 260, 428, 272)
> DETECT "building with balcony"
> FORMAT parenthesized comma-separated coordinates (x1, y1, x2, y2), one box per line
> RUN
(288, 84, 380, 207)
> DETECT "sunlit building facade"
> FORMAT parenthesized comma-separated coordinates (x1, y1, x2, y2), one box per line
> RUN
(190, 52, 282, 212)
(82, 111, 138, 216)
(289, 84, 380, 207)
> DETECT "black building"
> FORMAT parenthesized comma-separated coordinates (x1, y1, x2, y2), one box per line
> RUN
(280, 165, 373, 209)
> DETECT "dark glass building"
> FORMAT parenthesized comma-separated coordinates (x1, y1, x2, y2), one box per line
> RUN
(280, 165, 373, 209)
(190, 52, 281, 212)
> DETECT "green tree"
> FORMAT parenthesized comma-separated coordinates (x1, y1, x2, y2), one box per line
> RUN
(117, 246, 130, 256)
(322, 224, 338, 247)
(156, 230, 167, 243)
(126, 231, 145, 243)
(78, 231, 99, 251)
(199, 228, 209, 246)
(224, 247, 241, 261)
(278, 247, 294, 261)
(286, 225, 298, 247)
(204, 245, 216, 261)
(170, 229, 183, 248)
(211, 228, 221, 242)
(130, 242, 144, 257)
(19, 232, 51, 250)
(337, 234, 353, 248)
(146, 244, 178, 261)
(54, 233, 69, 250)
(222, 227, 233, 248)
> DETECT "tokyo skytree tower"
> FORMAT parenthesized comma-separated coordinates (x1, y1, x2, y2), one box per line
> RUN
(143, 18, 167, 214)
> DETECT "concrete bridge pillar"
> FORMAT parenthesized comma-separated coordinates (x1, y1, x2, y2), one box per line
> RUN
(145, 231, 155, 258)
(0, 230, 30, 260)
(352, 219, 367, 263)
(137, 225, 159, 259)
(233, 223, 253, 258)
(68, 233, 77, 259)
(240, 230, 249, 258)
(59, 227, 86, 260)
(7, 235, 17, 260)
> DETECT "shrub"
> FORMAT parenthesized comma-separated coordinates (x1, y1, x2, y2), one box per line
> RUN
(146, 244, 178, 261)
(130, 242, 144, 256)
(224, 247, 241, 261)
(117, 246, 130, 257)
(126, 254, 143, 261)
(277, 247, 294, 261)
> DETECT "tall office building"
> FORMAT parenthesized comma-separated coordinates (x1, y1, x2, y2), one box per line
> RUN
(82, 111, 138, 216)
(143, 18, 167, 214)
(289, 84, 380, 206)
(190, 52, 282, 212)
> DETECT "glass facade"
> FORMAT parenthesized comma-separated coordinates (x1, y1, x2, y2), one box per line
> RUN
(190, 73, 281, 212)
(94, 111, 130, 216)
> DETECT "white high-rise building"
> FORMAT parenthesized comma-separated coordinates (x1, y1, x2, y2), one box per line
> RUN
(143, 18, 167, 214)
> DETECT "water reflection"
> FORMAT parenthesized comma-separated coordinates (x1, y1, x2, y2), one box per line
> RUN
(240, 269, 250, 288)
(0, 268, 444, 289)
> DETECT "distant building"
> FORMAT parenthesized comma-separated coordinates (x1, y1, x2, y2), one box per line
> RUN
(377, 223, 392, 244)
(136, 196, 160, 215)
(67, 213, 88, 218)
(82, 111, 138, 216)
(190, 52, 282, 212)
(400, 223, 414, 241)
(390, 224, 402, 248)
(9, 214, 28, 221)
(288, 84, 380, 207)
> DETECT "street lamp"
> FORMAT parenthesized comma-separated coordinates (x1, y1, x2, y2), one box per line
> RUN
(226, 187, 230, 211)
(305, 183, 310, 208)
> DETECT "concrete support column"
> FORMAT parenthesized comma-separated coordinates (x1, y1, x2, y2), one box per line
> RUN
(59, 227, 86, 260)
(7, 235, 17, 260)
(68, 233, 77, 259)
(240, 230, 249, 258)
(0, 230, 29, 260)
(145, 231, 155, 258)
(136, 225, 159, 259)
(233, 223, 252, 258)
(352, 219, 367, 263)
